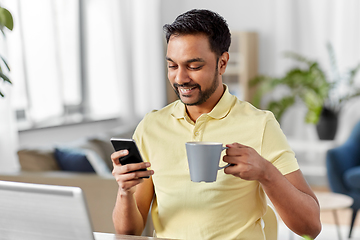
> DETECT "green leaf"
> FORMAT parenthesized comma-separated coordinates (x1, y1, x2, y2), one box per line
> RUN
(267, 96, 295, 122)
(300, 88, 324, 124)
(0, 90, 4, 97)
(339, 90, 360, 105)
(347, 63, 360, 86)
(0, 71, 12, 84)
(0, 6, 14, 31)
(250, 75, 281, 108)
(304, 105, 322, 124)
(0, 55, 10, 71)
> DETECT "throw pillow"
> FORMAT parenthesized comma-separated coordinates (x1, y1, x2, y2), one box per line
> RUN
(18, 148, 61, 171)
(54, 148, 95, 172)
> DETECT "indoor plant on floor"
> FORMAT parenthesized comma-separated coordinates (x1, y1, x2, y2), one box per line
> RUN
(251, 43, 360, 140)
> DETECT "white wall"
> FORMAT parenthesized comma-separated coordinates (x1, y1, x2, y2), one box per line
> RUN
(160, 0, 279, 75)
(160, 0, 307, 77)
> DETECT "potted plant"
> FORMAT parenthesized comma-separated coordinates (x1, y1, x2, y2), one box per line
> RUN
(251, 43, 360, 140)
(0, 5, 14, 97)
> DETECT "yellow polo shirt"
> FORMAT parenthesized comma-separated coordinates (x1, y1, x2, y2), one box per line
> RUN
(133, 86, 299, 240)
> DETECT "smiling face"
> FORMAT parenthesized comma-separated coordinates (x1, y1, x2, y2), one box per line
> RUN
(166, 34, 227, 109)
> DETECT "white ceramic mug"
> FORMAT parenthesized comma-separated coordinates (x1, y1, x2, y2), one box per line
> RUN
(185, 142, 230, 182)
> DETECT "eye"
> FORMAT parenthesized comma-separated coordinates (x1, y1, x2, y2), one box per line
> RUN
(188, 65, 203, 70)
(168, 64, 178, 69)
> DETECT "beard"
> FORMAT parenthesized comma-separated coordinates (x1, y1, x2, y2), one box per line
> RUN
(173, 67, 219, 106)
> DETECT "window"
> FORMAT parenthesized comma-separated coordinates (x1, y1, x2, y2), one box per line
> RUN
(7, 0, 124, 129)
(5, 0, 166, 131)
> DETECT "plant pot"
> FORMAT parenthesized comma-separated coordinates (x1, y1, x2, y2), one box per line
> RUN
(316, 107, 338, 140)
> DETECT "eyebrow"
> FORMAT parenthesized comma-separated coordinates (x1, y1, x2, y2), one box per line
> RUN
(166, 57, 205, 64)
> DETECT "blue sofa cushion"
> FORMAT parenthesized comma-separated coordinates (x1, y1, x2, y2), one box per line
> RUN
(344, 166, 360, 191)
(54, 148, 95, 172)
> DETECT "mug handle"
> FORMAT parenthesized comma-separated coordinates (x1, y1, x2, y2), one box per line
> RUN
(218, 146, 231, 170)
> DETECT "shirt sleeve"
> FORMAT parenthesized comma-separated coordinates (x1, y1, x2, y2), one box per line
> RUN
(261, 114, 299, 175)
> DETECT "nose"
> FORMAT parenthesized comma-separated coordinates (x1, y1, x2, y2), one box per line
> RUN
(174, 67, 190, 85)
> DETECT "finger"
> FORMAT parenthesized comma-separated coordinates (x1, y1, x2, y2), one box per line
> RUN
(113, 167, 153, 181)
(119, 167, 154, 180)
(226, 142, 248, 148)
(114, 162, 151, 174)
(136, 169, 155, 179)
(111, 150, 129, 165)
(225, 144, 252, 157)
(223, 164, 237, 175)
(123, 162, 151, 173)
(223, 162, 249, 178)
(113, 170, 153, 192)
(223, 155, 240, 164)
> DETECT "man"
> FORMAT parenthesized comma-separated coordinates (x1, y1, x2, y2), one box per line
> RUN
(111, 9, 321, 239)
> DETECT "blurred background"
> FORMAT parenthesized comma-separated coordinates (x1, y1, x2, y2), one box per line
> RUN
(1, 1, 360, 238)
(1, 0, 360, 186)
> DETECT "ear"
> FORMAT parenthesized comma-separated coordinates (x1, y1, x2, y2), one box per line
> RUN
(218, 52, 229, 75)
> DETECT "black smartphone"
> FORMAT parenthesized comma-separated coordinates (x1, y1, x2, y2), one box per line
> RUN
(110, 138, 149, 178)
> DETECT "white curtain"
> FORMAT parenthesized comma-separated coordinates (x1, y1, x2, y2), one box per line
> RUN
(83, 0, 166, 119)
(131, 0, 166, 117)
(0, 84, 20, 172)
(6, 0, 166, 123)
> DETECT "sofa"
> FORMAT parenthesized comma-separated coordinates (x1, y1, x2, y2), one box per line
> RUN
(0, 124, 153, 234)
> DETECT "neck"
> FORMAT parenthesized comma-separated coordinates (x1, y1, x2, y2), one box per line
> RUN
(186, 84, 225, 122)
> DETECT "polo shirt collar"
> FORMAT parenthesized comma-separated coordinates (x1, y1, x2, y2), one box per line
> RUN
(171, 84, 235, 120)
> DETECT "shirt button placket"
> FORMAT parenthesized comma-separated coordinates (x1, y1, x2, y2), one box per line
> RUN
(191, 125, 199, 141)
(193, 123, 204, 141)
(191, 114, 207, 141)
(194, 131, 200, 141)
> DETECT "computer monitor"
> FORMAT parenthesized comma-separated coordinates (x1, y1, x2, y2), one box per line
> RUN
(0, 180, 95, 240)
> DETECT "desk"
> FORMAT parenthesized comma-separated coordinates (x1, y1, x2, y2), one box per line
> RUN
(315, 192, 354, 240)
(94, 232, 173, 240)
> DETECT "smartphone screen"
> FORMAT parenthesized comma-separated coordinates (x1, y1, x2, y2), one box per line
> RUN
(110, 138, 149, 178)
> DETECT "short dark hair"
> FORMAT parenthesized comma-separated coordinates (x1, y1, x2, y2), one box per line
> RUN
(163, 9, 231, 57)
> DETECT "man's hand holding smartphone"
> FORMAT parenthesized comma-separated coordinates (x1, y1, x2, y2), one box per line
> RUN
(110, 138, 154, 194)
